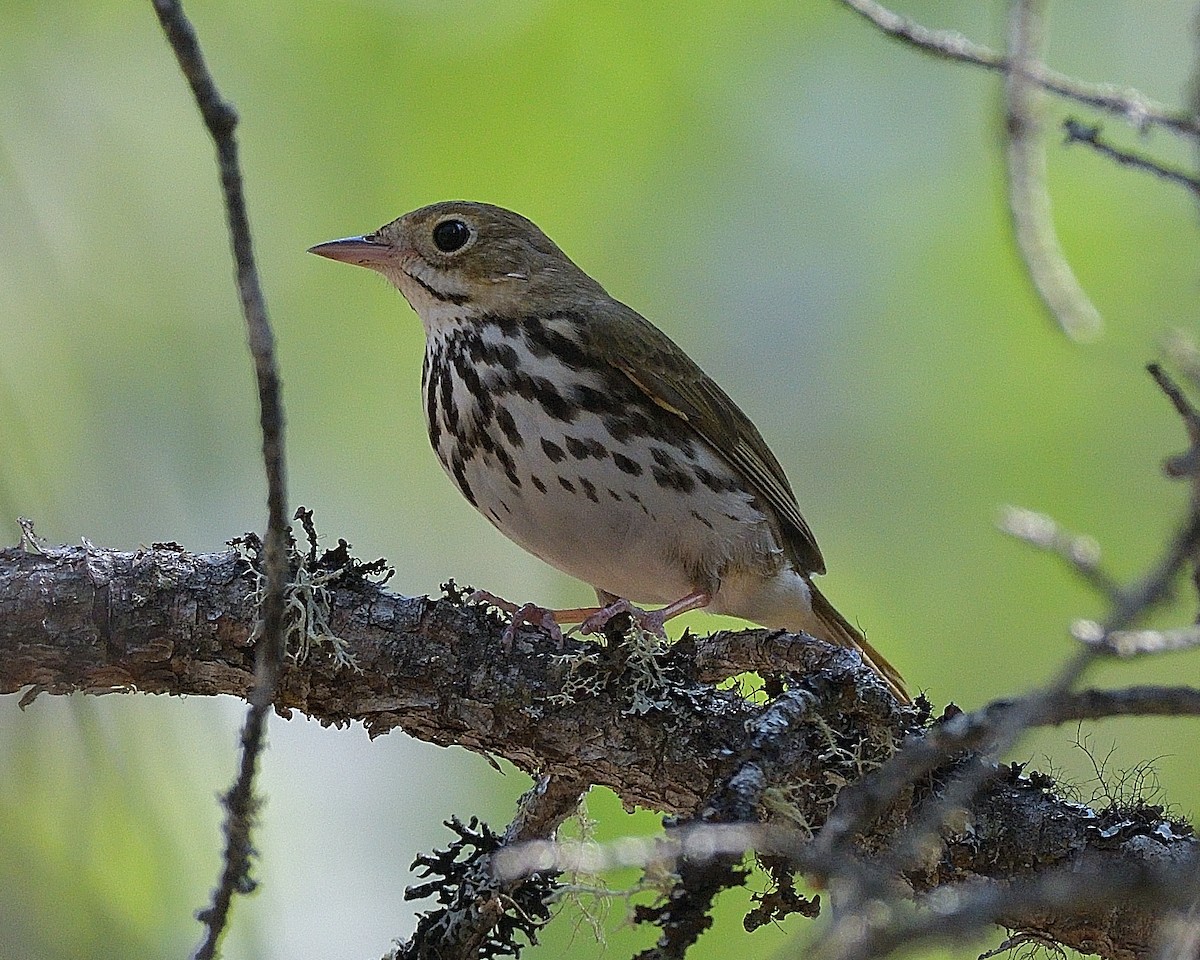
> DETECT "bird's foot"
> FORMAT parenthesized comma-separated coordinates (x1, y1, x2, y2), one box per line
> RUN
(467, 590, 566, 648)
(577, 591, 713, 639)
(578, 598, 653, 637)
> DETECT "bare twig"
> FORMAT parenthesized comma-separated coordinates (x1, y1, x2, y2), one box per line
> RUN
(821, 858, 1200, 960)
(815, 487, 1200, 896)
(1150, 362, 1200, 480)
(1075, 622, 1200, 657)
(999, 505, 1120, 601)
(149, 3, 290, 957)
(814, 363, 1200, 956)
(1004, 0, 1103, 342)
(1065, 119, 1200, 196)
(495, 674, 1200, 884)
(1046, 685, 1200, 723)
(835, 0, 1200, 138)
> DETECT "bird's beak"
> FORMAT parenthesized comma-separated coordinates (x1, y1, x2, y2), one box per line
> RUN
(307, 235, 393, 268)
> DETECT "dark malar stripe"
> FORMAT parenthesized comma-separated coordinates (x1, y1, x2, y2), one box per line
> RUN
(411, 273, 471, 306)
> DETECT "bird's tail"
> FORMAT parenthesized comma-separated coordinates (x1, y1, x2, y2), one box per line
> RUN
(806, 582, 910, 704)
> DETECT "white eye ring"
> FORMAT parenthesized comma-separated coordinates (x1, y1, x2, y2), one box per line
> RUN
(431, 218, 473, 254)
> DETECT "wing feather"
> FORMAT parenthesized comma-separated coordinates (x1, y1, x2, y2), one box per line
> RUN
(587, 303, 826, 575)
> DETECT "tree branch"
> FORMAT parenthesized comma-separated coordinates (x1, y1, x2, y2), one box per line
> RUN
(2, 540, 1196, 959)
(1064, 120, 1200, 197)
(835, 0, 1200, 138)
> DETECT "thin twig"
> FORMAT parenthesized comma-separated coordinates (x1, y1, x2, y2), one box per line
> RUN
(835, 0, 1200, 138)
(1045, 684, 1200, 722)
(818, 0, 1107, 901)
(149, 3, 290, 958)
(1076, 623, 1200, 657)
(1004, 0, 1103, 342)
(813, 496, 1200, 888)
(1065, 119, 1200, 196)
(815, 365, 1200, 953)
(821, 858, 1199, 960)
(999, 505, 1121, 601)
(493, 684, 1200, 883)
(1150, 362, 1200, 480)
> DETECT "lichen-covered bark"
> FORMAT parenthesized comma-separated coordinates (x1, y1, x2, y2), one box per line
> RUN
(0, 542, 1195, 959)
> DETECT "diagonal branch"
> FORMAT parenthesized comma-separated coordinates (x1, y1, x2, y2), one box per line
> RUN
(1065, 120, 1200, 197)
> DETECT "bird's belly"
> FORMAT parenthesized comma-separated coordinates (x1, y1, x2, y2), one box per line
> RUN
(448, 400, 779, 604)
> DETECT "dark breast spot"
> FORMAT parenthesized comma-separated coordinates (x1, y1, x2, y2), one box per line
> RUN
(579, 476, 600, 503)
(541, 328, 589, 370)
(558, 476, 576, 493)
(652, 465, 695, 494)
(572, 382, 624, 417)
(425, 353, 443, 449)
(513, 373, 576, 423)
(612, 452, 642, 476)
(534, 378, 573, 422)
(520, 316, 550, 357)
(694, 464, 741, 494)
(566, 435, 607, 460)
(532, 475, 548, 493)
(541, 438, 566, 463)
(481, 313, 521, 339)
(495, 442, 522, 488)
(451, 345, 493, 423)
(650, 447, 695, 493)
(438, 354, 456, 428)
(488, 343, 520, 369)
(450, 454, 477, 507)
(495, 405, 523, 447)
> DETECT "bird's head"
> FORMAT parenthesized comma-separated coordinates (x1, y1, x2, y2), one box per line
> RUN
(309, 200, 605, 321)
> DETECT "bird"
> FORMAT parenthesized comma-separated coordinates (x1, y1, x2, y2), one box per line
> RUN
(309, 201, 908, 702)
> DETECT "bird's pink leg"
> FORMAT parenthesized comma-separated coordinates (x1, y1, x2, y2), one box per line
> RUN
(578, 590, 712, 638)
(470, 589, 712, 644)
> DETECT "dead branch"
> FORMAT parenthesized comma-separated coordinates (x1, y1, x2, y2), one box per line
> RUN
(1, 539, 1196, 960)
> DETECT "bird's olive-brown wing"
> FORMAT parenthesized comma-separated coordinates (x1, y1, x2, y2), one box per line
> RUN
(585, 302, 827, 576)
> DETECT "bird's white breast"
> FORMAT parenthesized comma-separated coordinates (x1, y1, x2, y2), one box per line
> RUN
(420, 313, 786, 605)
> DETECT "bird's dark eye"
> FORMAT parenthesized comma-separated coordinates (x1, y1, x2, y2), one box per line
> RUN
(432, 219, 471, 253)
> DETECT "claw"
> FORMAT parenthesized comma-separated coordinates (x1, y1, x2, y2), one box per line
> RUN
(505, 602, 566, 648)
(579, 598, 667, 638)
(467, 588, 711, 646)
(468, 590, 565, 648)
(579, 590, 712, 637)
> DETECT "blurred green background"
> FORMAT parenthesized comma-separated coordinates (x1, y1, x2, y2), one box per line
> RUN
(1, 1, 1197, 957)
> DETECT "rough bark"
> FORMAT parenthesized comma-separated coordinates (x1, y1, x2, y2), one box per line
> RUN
(0, 541, 1195, 959)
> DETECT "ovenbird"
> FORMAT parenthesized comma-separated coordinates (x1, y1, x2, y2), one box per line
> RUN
(310, 201, 908, 702)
